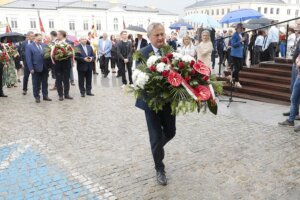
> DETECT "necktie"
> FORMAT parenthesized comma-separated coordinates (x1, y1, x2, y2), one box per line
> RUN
(263, 37, 268, 48)
(157, 49, 162, 56)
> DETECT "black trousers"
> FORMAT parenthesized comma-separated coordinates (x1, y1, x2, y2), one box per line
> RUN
(145, 105, 176, 171)
(32, 69, 49, 99)
(253, 46, 262, 65)
(99, 55, 110, 74)
(268, 42, 277, 61)
(78, 69, 92, 94)
(0, 65, 3, 94)
(119, 61, 133, 85)
(23, 63, 30, 92)
(55, 59, 71, 97)
(232, 56, 243, 83)
(111, 57, 116, 69)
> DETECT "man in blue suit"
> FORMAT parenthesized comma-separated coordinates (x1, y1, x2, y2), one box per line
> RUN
(75, 36, 95, 97)
(135, 23, 176, 186)
(25, 33, 51, 103)
(19, 31, 35, 95)
(98, 33, 112, 78)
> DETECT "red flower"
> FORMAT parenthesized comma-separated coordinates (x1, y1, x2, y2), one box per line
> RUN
(149, 65, 156, 72)
(194, 85, 211, 101)
(162, 70, 169, 78)
(185, 76, 191, 83)
(178, 61, 185, 69)
(161, 57, 168, 64)
(193, 61, 211, 76)
(202, 76, 209, 81)
(166, 53, 173, 59)
(191, 69, 196, 75)
(168, 71, 183, 87)
(190, 60, 195, 67)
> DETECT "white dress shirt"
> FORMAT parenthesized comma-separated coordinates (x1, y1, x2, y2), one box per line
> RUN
(255, 35, 264, 47)
(102, 40, 106, 52)
(151, 44, 161, 56)
(268, 26, 280, 43)
(81, 44, 88, 55)
(137, 39, 142, 50)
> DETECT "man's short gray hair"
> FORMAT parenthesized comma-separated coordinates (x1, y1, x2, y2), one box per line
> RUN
(147, 22, 164, 38)
(27, 31, 34, 36)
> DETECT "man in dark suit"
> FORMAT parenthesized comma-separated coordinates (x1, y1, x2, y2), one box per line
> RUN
(25, 33, 51, 103)
(0, 43, 8, 97)
(135, 23, 176, 186)
(55, 30, 73, 101)
(19, 31, 35, 95)
(75, 36, 95, 97)
(134, 34, 148, 51)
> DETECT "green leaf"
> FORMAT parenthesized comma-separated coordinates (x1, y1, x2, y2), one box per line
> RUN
(207, 100, 218, 115)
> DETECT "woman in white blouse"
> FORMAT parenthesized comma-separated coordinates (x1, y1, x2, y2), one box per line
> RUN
(287, 28, 296, 58)
(196, 30, 213, 68)
(179, 35, 196, 57)
(253, 29, 265, 65)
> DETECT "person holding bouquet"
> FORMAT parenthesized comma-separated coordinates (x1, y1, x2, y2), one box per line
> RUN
(55, 30, 73, 101)
(0, 43, 8, 97)
(135, 23, 176, 186)
(75, 36, 95, 97)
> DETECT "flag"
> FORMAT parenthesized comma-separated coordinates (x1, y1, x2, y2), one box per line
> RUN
(123, 17, 126, 29)
(5, 17, 12, 33)
(37, 10, 45, 33)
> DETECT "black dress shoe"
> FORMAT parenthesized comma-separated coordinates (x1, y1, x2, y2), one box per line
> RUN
(86, 93, 94, 96)
(283, 112, 299, 116)
(22, 90, 27, 95)
(81, 93, 85, 97)
(59, 96, 64, 101)
(43, 97, 52, 101)
(156, 171, 167, 186)
(0, 93, 8, 97)
(65, 95, 73, 100)
(35, 98, 41, 103)
(70, 81, 75, 86)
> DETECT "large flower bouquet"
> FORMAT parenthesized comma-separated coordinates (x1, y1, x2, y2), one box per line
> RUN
(44, 43, 78, 64)
(3, 43, 19, 58)
(132, 46, 223, 115)
(0, 49, 9, 64)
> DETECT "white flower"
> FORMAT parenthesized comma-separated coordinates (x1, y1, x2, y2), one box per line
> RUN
(147, 55, 161, 67)
(165, 64, 171, 71)
(182, 55, 196, 63)
(133, 69, 149, 89)
(156, 62, 166, 72)
(172, 52, 183, 60)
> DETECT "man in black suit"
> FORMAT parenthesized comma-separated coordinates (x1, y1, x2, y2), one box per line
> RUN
(55, 30, 73, 101)
(135, 23, 176, 186)
(75, 36, 95, 97)
(0, 43, 7, 97)
(19, 31, 35, 95)
(134, 34, 148, 51)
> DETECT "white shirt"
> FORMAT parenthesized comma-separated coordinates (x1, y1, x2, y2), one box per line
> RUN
(268, 26, 280, 43)
(287, 33, 296, 47)
(81, 44, 88, 55)
(179, 45, 196, 57)
(137, 39, 142, 50)
(151, 44, 161, 56)
(255, 35, 264, 47)
(102, 40, 106, 52)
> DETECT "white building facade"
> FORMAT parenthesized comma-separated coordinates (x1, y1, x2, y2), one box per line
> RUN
(185, 0, 300, 26)
(0, 0, 178, 36)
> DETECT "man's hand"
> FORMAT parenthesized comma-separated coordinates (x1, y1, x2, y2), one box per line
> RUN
(84, 57, 90, 62)
(30, 69, 34, 74)
(124, 58, 128, 63)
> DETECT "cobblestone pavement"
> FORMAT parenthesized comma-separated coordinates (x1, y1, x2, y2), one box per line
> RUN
(0, 72, 299, 200)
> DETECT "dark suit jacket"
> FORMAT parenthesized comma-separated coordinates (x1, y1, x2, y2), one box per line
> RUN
(25, 43, 46, 72)
(19, 40, 31, 61)
(293, 40, 300, 63)
(75, 44, 95, 71)
(134, 38, 148, 50)
(135, 44, 154, 111)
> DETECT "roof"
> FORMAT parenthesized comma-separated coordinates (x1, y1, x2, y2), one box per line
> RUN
(0, 0, 178, 15)
(185, 0, 286, 9)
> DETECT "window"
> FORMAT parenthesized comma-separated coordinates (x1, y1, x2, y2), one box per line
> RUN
(83, 20, 89, 31)
(205, 10, 209, 14)
(69, 20, 75, 30)
(227, 8, 230, 13)
(49, 19, 54, 29)
(296, 10, 299, 17)
(270, 8, 274, 14)
(297, 0, 300, 4)
(113, 18, 118, 31)
(30, 18, 36, 29)
(276, 8, 280, 15)
(222, 9, 225, 15)
(216, 9, 219, 15)
(264, 8, 267, 14)
(211, 10, 214, 15)
(96, 20, 101, 30)
(287, 9, 291, 15)
(258, 7, 261, 13)
(11, 18, 17, 29)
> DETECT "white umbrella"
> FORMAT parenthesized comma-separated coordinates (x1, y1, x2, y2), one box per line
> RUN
(184, 14, 221, 28)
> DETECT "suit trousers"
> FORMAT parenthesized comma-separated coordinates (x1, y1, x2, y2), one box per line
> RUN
(23, 63, 30, 91)
(0, 65, 3, 94)
(78, 69, 92, 94)
(232, 56, 243, 83)
(144, 105, 176, 171)
(32, 69, 49, 99)
(119, 61, 133, 85)
(99, 55, 110, 74)
(55, 59, 71, 97)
